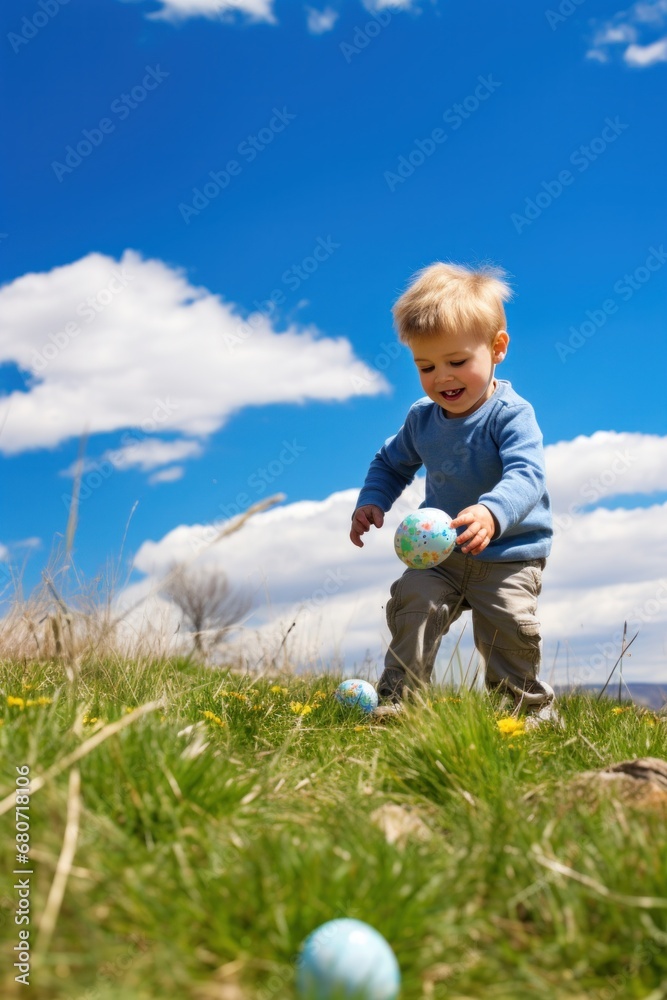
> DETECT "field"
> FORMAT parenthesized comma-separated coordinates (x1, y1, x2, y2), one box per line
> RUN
(1, 657, 667, 1000)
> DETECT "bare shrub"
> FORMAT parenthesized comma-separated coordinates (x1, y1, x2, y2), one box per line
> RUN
(160, 564, 251, 659)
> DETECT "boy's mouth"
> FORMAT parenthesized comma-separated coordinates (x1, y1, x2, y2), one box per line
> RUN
(441, 388, 464, 401)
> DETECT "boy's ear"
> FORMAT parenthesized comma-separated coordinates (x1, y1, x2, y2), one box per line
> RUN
(493, 330, 509, 362)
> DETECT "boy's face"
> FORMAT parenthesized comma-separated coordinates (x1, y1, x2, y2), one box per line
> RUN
(409, 328, 509, 418)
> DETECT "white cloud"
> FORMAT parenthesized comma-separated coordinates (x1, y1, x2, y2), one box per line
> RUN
(305, 6, 339, 33)
(595, 23, 638, 44)
(149, 465, 186, 484)
(0, 537, 41, 569)
(588, 0, 667, 65)
(122, 431, 667, 684)
(145, 0, 276, 24)
(544, 430, 667, 515)
(624, 35, 667, 63)
(363, 0, 416, 9)
(0, 249, 387, 459)
(106, 438, 203, 472)
(134, 0, 420, 24)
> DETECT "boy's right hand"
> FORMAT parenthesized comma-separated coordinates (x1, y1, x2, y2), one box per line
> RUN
(350, 505, 385, 547)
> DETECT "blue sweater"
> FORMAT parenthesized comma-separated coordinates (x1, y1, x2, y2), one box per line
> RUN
(355, 379, 552, 562)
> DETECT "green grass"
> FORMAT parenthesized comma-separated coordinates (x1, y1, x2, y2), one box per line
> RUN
(1, 657, 667, 999)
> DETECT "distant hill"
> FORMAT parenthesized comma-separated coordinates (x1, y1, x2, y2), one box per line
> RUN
(557, 682, 667, 710)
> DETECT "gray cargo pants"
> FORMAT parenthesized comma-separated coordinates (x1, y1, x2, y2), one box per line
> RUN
(377, 548, 551, 703)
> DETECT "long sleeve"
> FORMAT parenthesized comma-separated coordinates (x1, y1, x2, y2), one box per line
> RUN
(355, 411, 423, 512)
(478, 403, 547, 537)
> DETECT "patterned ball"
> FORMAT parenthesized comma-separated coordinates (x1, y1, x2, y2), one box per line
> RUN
(394, 507, 456, 569)
(334, 679, 378, 714)
(296, 918, 401, 1000)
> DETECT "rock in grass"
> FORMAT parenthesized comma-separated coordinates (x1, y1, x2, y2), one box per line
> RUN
(370, 803, 432, 848)
(569, 757, 667, 814)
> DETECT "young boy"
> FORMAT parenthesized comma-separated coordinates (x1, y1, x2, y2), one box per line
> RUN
(350, 262, 559, 726)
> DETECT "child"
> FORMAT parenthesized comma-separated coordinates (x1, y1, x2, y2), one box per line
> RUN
(350, 262, 559, 726)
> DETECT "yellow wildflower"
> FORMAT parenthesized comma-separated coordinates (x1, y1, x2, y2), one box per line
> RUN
(270, 685, 289, 696)
(497, 717, 526, 737)
(611, 706, 631, 715)
(83, 715, 101, 725)
(22, 683, 37, 691)
(289, 702, 312, 716)
(26, 697, 52, 707)
(221, 691, 250, 704)
(314, 690, 327, 699)
(7, 696, 25, 710)
(201, 710, 225, 727)
(354, 725, 365, 732)
(124, 707, 134, 714)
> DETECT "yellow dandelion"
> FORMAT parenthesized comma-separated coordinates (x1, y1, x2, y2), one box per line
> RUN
(611, 706, 632, 715)
(353, 725, 365, 732)
(314, 690, 327, 699)
(289, 702, 312, 716)
(7, 696, 25, 710)
(497, 717, 526, 737)
(26, 697, 52, 707)
(82, 715, 100, 725)
(270, 685, 289, 696)
(201, 710, 225, 727)
(21, 683, 37, 691)
(223, 692, 250, 705)
(124, 707, 134, 715)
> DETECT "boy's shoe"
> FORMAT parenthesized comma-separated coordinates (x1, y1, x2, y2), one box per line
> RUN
(524, 700, 565, 730)
(492, 679, 565, 730)
(513, 679, 557, 707)
(371, 701, 403, 718)
(520, 682, 565, 730)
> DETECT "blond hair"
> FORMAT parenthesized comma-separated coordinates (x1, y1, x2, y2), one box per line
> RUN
(392, 261, 513, 344)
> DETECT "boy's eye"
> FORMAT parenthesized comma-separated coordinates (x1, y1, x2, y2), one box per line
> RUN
(419, 366, 434, 373)
(451, 360, 466, 367)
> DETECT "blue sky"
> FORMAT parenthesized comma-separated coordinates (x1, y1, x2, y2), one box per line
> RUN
(1, 0, 666, 677)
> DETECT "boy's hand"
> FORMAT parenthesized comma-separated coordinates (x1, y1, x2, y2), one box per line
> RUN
(451, 504, 496, 556)
(350, 505, 384, 547)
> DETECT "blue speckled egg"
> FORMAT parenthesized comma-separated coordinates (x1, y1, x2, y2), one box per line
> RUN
(334, 679, 378, 714)
(394, 507, 456, 569)
(296, 918, 401, 1000)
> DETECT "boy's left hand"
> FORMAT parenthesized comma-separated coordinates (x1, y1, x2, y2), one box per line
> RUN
(451, 504, 496, 556)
